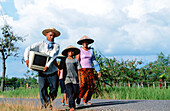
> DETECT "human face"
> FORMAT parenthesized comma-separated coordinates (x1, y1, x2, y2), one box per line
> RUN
(46, 32, 55, 42)
(82, 41, 89, 48)
(67, 50, 75, 57)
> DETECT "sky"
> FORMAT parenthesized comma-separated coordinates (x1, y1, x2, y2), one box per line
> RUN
(0, 0, 170, 78)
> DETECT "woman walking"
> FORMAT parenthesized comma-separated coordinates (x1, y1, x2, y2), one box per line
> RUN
(76, 36, 101, 105)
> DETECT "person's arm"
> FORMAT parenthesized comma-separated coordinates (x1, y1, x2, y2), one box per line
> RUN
(24, 41, 42, 67)
(43, 59, 58, 72)
(43, 44, 60, 71)
(77, 59, 82, 85)
(58, 68, 60, 77)
(76, 53, 80, 61)
(90, 48, 101, 78)
(77, 59, 82, 70)
(78, 69, 81, 86)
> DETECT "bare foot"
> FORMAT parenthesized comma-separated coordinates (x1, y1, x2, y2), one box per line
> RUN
(70, 107, 75, 111)
(84, 102, 92, 105)
(65, 102, 68, 105)
(48, 104, 53, 110)
(61, 99, 64, 103)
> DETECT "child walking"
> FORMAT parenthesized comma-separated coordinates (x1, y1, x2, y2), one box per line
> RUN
(61, 45, 81, 111)
(57, 54, 68, 106)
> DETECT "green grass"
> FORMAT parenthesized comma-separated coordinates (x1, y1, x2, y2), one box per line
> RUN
(0, 87, 39, 98)
(0, 87, 63, 99)
(0, 86, 170, 100)
(94, 86, 170, 100)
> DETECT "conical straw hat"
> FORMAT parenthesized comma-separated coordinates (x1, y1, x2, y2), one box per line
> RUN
(57, 54, 66, 59)
(62, 45, 80, 56)
(77, 35, 94, 45)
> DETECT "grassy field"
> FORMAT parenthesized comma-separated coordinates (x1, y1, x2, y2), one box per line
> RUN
(0, 86, 169, 110)
(0, 87, 63, 99)
(94, 86, 170, 100)
(0, 86, 169, 100)
(0, 102, 63, 111)
(0, 102, 40, 111)
(0, 87, 64, 110)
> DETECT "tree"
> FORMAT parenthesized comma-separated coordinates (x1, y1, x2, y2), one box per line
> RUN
(24, 69, 38, 88)
(0, 24, 24, 91)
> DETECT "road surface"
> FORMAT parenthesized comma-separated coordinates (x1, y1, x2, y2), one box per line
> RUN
(0, 98, 169, 111)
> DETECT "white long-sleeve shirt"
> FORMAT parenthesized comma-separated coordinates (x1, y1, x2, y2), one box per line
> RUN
(24, 40, 60, 74)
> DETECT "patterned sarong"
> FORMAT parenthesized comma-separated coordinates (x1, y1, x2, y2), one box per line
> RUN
(78, 68, 95, 103)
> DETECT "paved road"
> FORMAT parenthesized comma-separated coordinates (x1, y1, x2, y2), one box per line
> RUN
(0, 98, 170, 111)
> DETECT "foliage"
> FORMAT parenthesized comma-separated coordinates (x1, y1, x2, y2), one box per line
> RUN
(0, 24, 24, 59)
(0, 69, 38, 90)
(0, 24, 25, 91)
(24, 69, 38, 88)
(93, 51, 170, 97)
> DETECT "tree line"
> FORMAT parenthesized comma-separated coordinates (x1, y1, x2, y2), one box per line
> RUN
(93, 51, 170, 94)
(0, 70, 38, 90)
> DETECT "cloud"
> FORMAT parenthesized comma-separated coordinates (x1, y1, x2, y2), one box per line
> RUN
(0, 0, 6, 2)
(0, 0, 169, 56)
(124, 0, 170, 19)
(1, 0, 170, 78)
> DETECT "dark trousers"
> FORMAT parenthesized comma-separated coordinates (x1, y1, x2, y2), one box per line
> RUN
(38, 72, 59, 105)
(66, 83, 79, 108)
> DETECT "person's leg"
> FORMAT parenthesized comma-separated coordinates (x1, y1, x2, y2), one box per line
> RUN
(66, 83, 75, 109)
(86, 70, 95, 103)
(47, 73, 59, 110)
(82, 79, 92, 104)
(77, 69, 87, 104)
(62, 79, 68, 105)
(83, 69, 95, 105)
(60, 79, 64, 105)
(73, 84, 79, 106)
(60, 79, 68, 105)
(63, 93, 68, 105)
(48, 73, 59, 101)
(38, 75, 49, 108)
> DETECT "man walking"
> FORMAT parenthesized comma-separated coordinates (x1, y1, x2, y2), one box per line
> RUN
(24, 28, 60, 109)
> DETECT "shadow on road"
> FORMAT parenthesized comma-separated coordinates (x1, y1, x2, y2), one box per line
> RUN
(76, 100, 140, 110)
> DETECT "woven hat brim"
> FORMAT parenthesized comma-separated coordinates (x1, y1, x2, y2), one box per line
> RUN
(42, 29, 60, 37)
(77, 39, 94, 45)
(62, 48, 80, 56)
(57, 55, 66, 59)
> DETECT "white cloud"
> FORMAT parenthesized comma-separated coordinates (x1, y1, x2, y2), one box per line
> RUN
(0, 15, 14, 27)
(1, 0, 169, 56)
(124, 0, 170, 19)
(0, 0, 6, 2)
(14, 0, 114, 16)
(1, 0, 170, 78)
